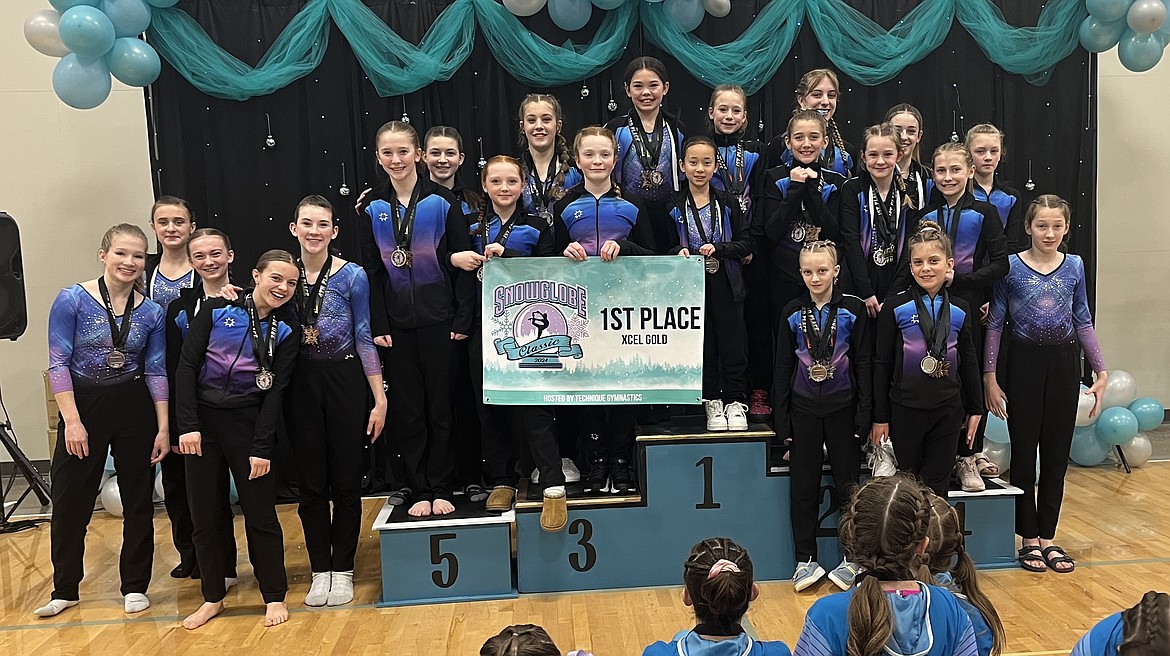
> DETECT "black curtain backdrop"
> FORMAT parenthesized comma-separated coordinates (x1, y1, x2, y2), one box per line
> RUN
(147, 0, 1097, 297)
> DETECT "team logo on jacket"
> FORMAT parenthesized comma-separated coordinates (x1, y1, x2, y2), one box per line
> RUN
(492, 280, 586, 370)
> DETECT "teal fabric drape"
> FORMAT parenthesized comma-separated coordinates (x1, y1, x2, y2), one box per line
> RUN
(146, 0, 1089, 101)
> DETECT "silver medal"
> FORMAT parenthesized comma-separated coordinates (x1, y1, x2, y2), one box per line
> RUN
(476, 266, 484, 282)
(791, 224, 806, 243)
(256, 369, 274, 390)
(704, 257, 720, 274)
(390, 247, 412, 268)
(808, 362, 832, 383)
(873, 246, 893, 267)
(920, 355, 939, 376)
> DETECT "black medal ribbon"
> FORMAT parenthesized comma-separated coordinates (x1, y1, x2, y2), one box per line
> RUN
(802, 303, 838, 365)
(246, 293, 279, 386)
(938, 201, 962, 246)
(98, 276, 134, 367)
(392, 181, 423, 253)
(297, 255, 332, 329)
(524, 152, 560, 215)
(626, 111, 665, 177)
(913, 289, 951, 366)
(870, 184, 899, 248)
(685, 191, 722, 274)
(715, 142, 746, 198)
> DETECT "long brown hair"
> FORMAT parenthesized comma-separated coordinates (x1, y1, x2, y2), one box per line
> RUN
(839, 475, 932, 656)
(479, 624, 560, 656)
(518, 94, 574, 201)
(795, 69, 845, 163)
(682, 537, 756, 633)
(1120, 591, 1170, 655)
(921, 493, 1006, 655)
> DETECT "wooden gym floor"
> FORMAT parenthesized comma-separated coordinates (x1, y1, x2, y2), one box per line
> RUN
(0, 462, 1166, 655)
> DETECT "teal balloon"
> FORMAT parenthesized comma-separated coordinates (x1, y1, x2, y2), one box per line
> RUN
(591, 0, 625, 8)
(548, 0, 592, 31)
(59, 6, 116, 60)
(664, 0, 705, 31)
(1079, 16, 1129, 52)
(104, 447, 116, 473)
(984, 412, 1010, 444)
(50, 0, 99, 11)
(145, 0, 180, 6)
(1096, 406, 1140, 446)
(106, 38, 160, 86)
(1127, 397, 1165, 431)
(1119, 29, 1165, 71)
(229, 472, 239, 504)
(53, 54, 112, 109)
(1088, 0, 1136, 23)
(100, 0, 151, 37)
(1070, 426, 1111, 466)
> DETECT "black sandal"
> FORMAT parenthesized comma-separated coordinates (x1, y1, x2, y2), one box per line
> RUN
(1017, 545, 1047, 573)
(1041, 545, 1076, 573)
(387, 487, 411, 507)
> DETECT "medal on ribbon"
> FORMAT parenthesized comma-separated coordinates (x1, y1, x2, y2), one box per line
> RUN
(98, 276, 134, 370)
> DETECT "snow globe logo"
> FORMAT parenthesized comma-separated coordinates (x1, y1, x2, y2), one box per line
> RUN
(492, 280, 586, 370)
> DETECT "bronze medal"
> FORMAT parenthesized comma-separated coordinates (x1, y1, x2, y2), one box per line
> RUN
(302, 326, 320, 346)
(106, 350, 126, 369)
(931, 359, 952, 379)
(805, 225, 821, 242)
(256, 369, 274, 391)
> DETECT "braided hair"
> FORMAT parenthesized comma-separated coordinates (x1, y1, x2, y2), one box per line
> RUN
(921, 493, 1006, 655)
(518, 94, 575, 201)
(884, 104, 925, 164)
(480, 624, 560, 656)
(838, 475, 932, 656)
(861, 123, 913, 209)
(682, 537, 756, 634)
(795, 69, 846, 165)
(1120, 591, 1170, 655)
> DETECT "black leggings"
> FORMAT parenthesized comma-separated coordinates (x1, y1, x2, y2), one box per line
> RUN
(469, 324, 518, 487)
(890, 401, 963, 498)
(160, 450, 236, 574)
(789, 407, 861, 562)
(1004, 341, 1080, 540)
(703, 273, 749, 403)
(50, 380, 156, 600)
(285, 358, 368, 572)
(386, 324, 455, 501)
(187, 404, 286, 604)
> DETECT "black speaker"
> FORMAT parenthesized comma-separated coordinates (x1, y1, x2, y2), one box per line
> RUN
(0, 213, 27, 341)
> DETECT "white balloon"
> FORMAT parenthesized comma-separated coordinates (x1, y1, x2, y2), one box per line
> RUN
(100, 476, 123, 518)
(1128, 0, 1167, 34)
(503, 0, 548, 17)
(1120, 433, 1153, 467)
(702, 0, 730, 18)
(154, 470, 165, 502)
(983, 441, 1011, 474)
(1075, 390, 1098, 427)
(24, 9, 71, 58)
(1102, 370, 1138, 409)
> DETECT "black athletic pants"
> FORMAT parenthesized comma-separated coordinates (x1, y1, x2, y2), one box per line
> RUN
(890, 401, 964, 498)
(285, 358, 368, 573)
(1004, 341, 1080, 540)
(187, 404, 286, 604)
(767, 275, 805, 399)
(789, 407, 861, 562)
(578, 406, 639, 459)
(161, 450, 236, 574)
(703, 271, 749, 403)
(744, 250, 774, 393)
(515, 406, 566, 491)
(386, 324, 454, 501)
(50, 380, 155, 601)
(469, 325, 517, 488)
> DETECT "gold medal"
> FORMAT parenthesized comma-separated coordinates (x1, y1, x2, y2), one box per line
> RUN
(920, 355, 939, 376)
(808, 362, 834, 383)
(302, 326, 319, 346)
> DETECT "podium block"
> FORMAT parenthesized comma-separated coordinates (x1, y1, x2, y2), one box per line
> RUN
(372, 501, 517, 607)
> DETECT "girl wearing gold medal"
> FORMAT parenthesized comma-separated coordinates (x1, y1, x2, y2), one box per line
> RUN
(773, 241, 870, 593)
(871, 223, 983, 499)
(38, 224, 170, 618)
(286, 196, 386, 606)
(175, 250, 301, 630)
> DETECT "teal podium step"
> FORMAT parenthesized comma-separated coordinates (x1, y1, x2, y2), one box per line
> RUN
(373, 500, 517, 607)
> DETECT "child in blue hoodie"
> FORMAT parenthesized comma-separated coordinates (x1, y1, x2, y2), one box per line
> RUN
(643, 537, 791, 656)
(1071, 591, 1169, 656)
(794, 475, 978, 656)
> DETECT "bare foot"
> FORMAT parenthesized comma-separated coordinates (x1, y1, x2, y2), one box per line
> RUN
(408, 500, 432, 517)
(432, 498, 455, 515)
(182, 601, 224, 630)
(264, 601, 289, 627)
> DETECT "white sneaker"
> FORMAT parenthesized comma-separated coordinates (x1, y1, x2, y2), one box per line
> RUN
(562, 457, 581, 483)
(305, 571, 331, 607)
(705, 400, 728, 431)
(828, 559, 861, 590)
(327, 571, 354, 606)
(124, 593, 150, 613)
(792, 559, 826, 592)
(725, 401, 749, 431)
(956, 456, 985, 492)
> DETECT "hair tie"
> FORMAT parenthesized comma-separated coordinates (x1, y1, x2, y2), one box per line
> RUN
(918, 226, 940, 234)
(707, 559, 741, 578)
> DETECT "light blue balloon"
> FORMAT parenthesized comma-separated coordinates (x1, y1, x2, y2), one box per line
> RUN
(145, 0, 180, 7)
(591, 0, 625, 8)
(1079, 16, 1129, 52)
(548, 0, 592, 31)
(1096, 406, 1140, 446)
(104, 446, 116, 473)
(53, 54, 112, 109)
(100, 0, 152, 38)
(663, 0, 705, 31)
(1070, 426, 1111, 466)
(1088, 0, 1137, 23)
(1119, 29, 1165, 70)
(50, 0, 100, 11)
(229, 472, 239, 504)
(984, 413, 1010, 444)
(1128, 397, 1165, 431)
(59, 6, 116, 60)
(106, 37, 160, 86)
